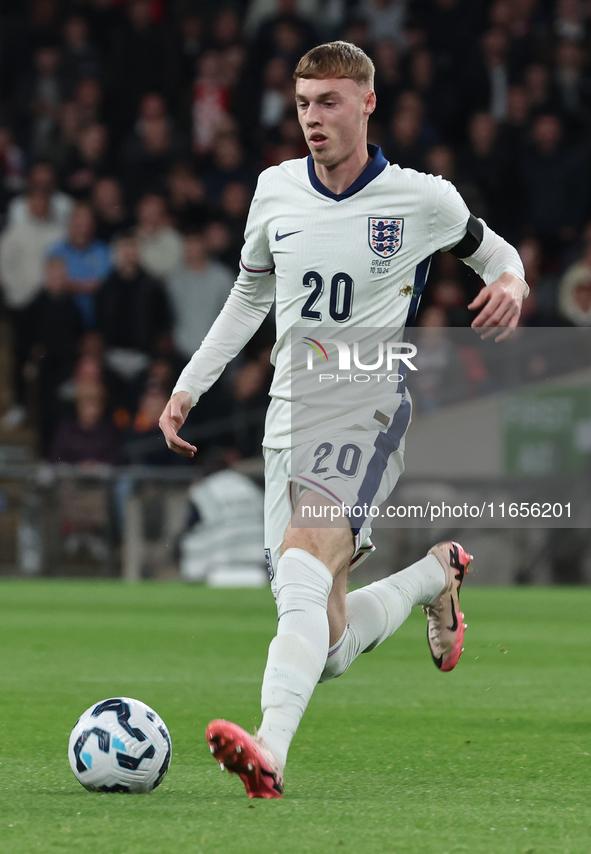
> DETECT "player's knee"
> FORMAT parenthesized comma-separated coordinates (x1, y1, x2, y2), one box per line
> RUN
(280, 525, 352, 577)
(281, 525, 319, 557)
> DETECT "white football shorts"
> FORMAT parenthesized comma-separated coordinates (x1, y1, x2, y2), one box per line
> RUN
(263, 399, 411, 590)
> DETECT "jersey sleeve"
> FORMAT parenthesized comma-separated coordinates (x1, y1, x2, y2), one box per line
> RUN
(432, 175, 471, 253)
(239, 170, 275, 275)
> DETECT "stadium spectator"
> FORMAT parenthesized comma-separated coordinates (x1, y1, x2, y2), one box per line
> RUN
(135, 193, 183, 279)
(46, 100, 82, 175)
(47, 202, 112, 329)
(175, 11, 204, 90)
(211, 9, 244, 52)
(166, 162, 209, 231)
(61, 14, 103, 88)
(522, 62, 560, 114)
(382, 107, 428, 172)
(257, 57, 294, 140)
(107, 0, 176, 132)
(460, 112, 514, 235)
(420, 0, 476, 96)
(473, 27, 512, 120)
(520, 113, 589, 248)
(553, 39, 591, 138)
(359, 0, 407, 47)
(191, 51, 232, 156)
(91, 177, 131, 242)
(554, 0, 587, 42)
(0, 0, 61, 101)
(500, 84, 531, 152)
(84, 0, 127, 56)
(202, 133, 258, 204)
(62, 123, 112, 198)
(0, 189, 65, 428)
(0, 188, 64, 312)
(557, 245, 591, 325)
(49, 381, 121, 465)
(0, 126, 27, 208)
(7, 161, 73, 228)
(27, 257, 84, 449)
(96, 233, 172, 407)
(121, 116, 184, 204)
(371, 39, 402, 130)
(164, 230, 234, 361)
(396, 90, 439, 146)
(71, 76, 105, 129)
(14, 44, 66, 159)
(132, 92, 170, 137)
(247, 0, 318, 77)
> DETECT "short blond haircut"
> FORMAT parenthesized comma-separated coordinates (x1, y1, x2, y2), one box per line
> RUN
(294, 41, 375, 90)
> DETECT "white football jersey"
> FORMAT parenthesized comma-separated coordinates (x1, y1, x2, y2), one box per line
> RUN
(241, 145, 471, 449)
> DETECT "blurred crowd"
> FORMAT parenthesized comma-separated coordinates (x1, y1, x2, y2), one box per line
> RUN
(1, 0, 591, 464)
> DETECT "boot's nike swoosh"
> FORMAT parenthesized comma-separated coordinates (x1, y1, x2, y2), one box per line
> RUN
(447, 597, 458, 632)
(275, 230, 302, 241)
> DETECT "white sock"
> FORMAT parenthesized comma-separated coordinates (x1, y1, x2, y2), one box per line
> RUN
(258, 548, 333, 769)
(320, 554, 445, 682)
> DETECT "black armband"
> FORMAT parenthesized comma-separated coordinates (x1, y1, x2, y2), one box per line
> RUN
(449, 214, 484, 258)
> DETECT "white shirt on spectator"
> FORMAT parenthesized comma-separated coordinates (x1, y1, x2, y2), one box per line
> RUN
(137, 227, 184, 280)
(165, 258, 234, 360)
(0, 218, 65, 309)
(7, 191, 74, 230)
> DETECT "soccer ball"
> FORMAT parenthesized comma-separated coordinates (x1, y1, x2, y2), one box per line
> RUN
(68, 697, 172, 793)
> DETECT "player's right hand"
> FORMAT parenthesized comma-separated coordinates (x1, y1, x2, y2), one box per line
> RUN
(159, 391, 197, 457)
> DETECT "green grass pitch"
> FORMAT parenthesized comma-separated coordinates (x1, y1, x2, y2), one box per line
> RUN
(0, 580, 589, 854)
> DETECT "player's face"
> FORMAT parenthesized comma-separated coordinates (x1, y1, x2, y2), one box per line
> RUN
(295, 77, 375, 168)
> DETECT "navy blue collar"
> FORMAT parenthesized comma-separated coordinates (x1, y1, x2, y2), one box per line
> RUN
(307, 144, 388, 201)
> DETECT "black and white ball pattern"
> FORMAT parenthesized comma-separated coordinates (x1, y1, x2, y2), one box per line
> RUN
(68, 698, 171, 793)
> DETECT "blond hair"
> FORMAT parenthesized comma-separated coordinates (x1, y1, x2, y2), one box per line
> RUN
(294, 41, 375, 90)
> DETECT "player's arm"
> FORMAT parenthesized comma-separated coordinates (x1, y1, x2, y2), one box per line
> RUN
(449, 214, 528, 341)
(159, 268, 275, 456)
(160, 171, 277, 456)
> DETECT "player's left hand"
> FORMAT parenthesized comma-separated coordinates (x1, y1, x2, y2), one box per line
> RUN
(468, 272, 528, 342)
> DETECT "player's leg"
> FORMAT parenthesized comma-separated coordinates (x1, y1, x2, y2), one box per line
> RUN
(206, 451, 353, 798)
(286, 426, 472, 681)
(320, 541, 472, 682)
(254, 490, 353, 772)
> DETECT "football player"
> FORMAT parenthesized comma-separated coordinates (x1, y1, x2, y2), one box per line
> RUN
(160, 41, 528, 799)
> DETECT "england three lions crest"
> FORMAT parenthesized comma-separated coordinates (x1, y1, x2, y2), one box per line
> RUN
(368, 217, 404, 259)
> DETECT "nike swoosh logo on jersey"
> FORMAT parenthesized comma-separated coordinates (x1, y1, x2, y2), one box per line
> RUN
(275, 230, 302, 241)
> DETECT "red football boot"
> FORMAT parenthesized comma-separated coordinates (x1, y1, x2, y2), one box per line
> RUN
(206, 720, 284, 799)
